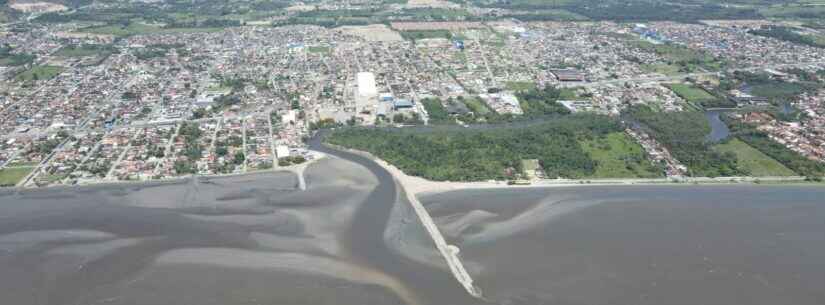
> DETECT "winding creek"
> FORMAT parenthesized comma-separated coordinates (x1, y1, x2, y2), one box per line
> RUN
(704, 110, 732, 142)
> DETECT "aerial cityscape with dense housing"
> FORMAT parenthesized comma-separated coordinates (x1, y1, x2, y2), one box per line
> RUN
(1, 1, 825, 305)
(1, 0, 824, 187)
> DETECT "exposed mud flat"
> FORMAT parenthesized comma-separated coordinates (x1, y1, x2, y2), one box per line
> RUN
(3, 145, 825, 305)
(420, 186, 825, 305)
(0, 160, 418, 305)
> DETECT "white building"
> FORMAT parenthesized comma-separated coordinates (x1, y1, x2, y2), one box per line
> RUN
(281, 110, 297, 123)
(356, 72, 378, 112)
(275, 145, 290, 159)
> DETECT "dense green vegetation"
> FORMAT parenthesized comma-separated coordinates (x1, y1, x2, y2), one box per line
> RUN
(749, 25, 825, 48)
(725, 71, 821, 102)
(54, 44, 115, 57)
(417, 87, 582, 126)
(392, 112, 424, 125)
(0, 45, 35, 66)
(34, 0, 268, 27)
(18, 0, 824, 29)
(421, 98, 453, 124)
(278, 156, 306, 166)
(565, 2, 760, 22)
(713, 138, 796, 177)
(517, 86, 574, 117)
(629, 40, 725, 72)
(726, 118, 825, 177)
(174, 121, 203, 174)
(759, 4, 825, 20)
(421, 96, 509, 125)
(626, 105, 744, 177)
(467, 0, 763, 21)
(327, 115, 632, 181)
(15, 65, 64, 83)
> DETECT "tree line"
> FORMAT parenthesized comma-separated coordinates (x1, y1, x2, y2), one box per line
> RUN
(326, 114, 621, 181)
(625, 105, 745, 177)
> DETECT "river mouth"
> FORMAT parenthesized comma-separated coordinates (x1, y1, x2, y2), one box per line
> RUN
(0, 141, 478, 305)
(2, 142, 825, 305)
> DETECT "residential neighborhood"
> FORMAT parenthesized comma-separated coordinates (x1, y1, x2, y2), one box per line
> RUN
(1, 18, 824, 187)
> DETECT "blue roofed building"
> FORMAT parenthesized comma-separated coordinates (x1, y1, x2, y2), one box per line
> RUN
(393, 99, 414, 110)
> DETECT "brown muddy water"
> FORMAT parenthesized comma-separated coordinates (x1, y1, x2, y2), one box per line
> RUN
(1, 141, 824, 305)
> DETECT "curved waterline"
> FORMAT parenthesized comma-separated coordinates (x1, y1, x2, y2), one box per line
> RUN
(308, 134, 482, 305)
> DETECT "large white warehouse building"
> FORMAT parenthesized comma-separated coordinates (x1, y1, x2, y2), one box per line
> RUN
(356, 72, 378, 113)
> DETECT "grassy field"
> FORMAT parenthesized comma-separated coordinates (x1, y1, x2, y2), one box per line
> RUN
(400, 8, 471, 19)
(631, 40, 724, 72)
(462, 97, 491, 115)
(54, 44, 113, 57)
(307, 46, 331, 54)
(400, 30, 453, 41)
(760, 4, 825, 18)
(642, 63, 681, 76)
(714, 139, 797, 177)
(0, 167, 34, 187)
(79, 23, 223, 37)
(579, 132, 663, 178)
(528, 9, 589, 21)
(750, 82, 815, 99)
(15, 65, 64, 82)
(491, 0, 577, 7)
(668, 83, 716, 103)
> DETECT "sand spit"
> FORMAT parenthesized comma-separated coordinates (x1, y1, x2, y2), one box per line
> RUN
(47, 238, 145, 258)
(434, 210, 498, 241)
(383, 186, 446, 271)
(0, 230, 117, 253)
(459, 196, 604, 245)
(0, 229, 115, 244)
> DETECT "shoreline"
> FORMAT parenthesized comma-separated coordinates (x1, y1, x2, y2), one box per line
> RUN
(0, 152, 327, 193)
(4, 144, 821, 194)
(321, 143, 822, 197)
